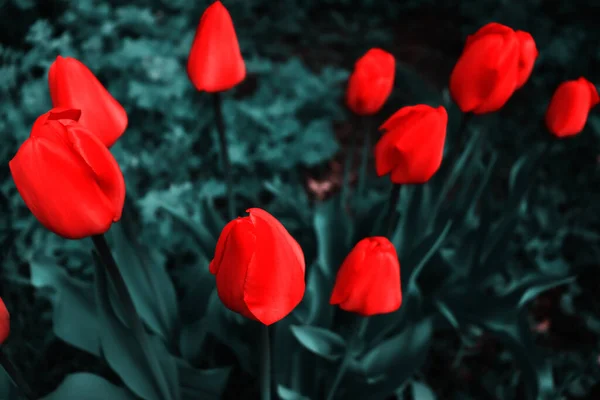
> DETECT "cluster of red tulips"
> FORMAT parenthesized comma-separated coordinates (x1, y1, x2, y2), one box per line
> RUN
(1, 1, 598, 399)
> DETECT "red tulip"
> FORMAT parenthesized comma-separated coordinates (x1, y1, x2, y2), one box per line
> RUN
(187, 1, 246, 92)
(346, 48, 395, 115)
(450, 23, 538, 114)
(330, 237, 402, 316)
(545, 77, 599, 138)
(0, 298, 9, 344)
(49, 56, 128, 148)
(9, 108, 126, 240)
(375, 105, 448, 184)
(209, 208, 305, 325)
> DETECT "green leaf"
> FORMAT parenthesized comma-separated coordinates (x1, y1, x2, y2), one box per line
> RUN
(30, 256, 100, 356)
(360, 318, 433, 378)
(411, 381, 437, 400)
(41, 373, 135, 400)
(290, 325, 346, 361)
(277, 385, 311, 400)
(93, 255, 179, 400)
(313, 197, 352, 280)
(158, 202, 216, 260)
(109, 219, 179, 342)
(0, 368, 18, 400)
(293, 263, 332, 326)
(177, 359, 231, 400)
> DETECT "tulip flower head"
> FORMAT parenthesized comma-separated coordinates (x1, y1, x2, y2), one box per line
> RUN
(545, 77, 599, 138)
(9, 108, 126, 240)
(209, 208, 305, 325)
(0, 298, 9, 345)
(346, 48, 396, 116)
(49, 56, 128, 148)
(450, 22, 538, 114)
(375, 105, 448, 184)
(330, 237, 402, 316)
(187, 1, 246, 92)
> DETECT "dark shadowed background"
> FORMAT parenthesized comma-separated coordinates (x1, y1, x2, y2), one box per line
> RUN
(1, 0, 599, 399)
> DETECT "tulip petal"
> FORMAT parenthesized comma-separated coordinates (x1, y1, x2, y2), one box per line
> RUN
(0, 298, 9, 344)
(187, 1, 246, 92)
(545, 78, 597, 137)
(9, 123, 123, 239)
(515, 31, 538, 89)
(244, 209, 305, 325)
(49, 56, 128, 147)
(212, 218, 256, 320)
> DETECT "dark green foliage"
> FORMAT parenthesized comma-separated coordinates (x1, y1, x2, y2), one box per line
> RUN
(1, 0, 599, 399)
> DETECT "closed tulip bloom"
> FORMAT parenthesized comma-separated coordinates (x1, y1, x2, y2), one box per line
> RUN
(375, 105, 448, 184)
(49, 56, 128, 148)
(450, 23, 538, 114)
(209, 208, 305, 325)
(346, 48, 395, 115)
(330, 237, 401, 316)
(9, 108, 126, 240)
(187, 1, 246, 92)
(0, 298, 8, 344)
(545, 77, 599, 138)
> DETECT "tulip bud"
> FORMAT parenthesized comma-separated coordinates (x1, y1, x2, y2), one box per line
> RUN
(330, 237, 402, 316)
(346, 48, 395, 116)
(450, 23, 538, 114)
(187, 1, 246, 92)
(49, 56, 128, 148)
(209, 208, 305, 325)
(545, 77, 599, 138)
(375, 104, 448, 184)
(0, 298, 9, 345)
(9, 108, 126, 239)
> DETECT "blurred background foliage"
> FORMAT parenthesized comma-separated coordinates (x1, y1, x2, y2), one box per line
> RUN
(1, 0, 599, 399)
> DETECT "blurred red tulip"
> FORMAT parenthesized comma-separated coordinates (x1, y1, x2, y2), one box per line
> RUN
(330, 237, 402, 316)
(0, 298, 9, 344)
(545, 77, 599, 138)
(209, 208, 305, 325)
(49, 56, 128, 148)
(375, 105, 448, 184)
(346, 48, 395, 115)
(9, 108, 126, 240)
(450, 23, 538, 114)
(187, 1, 246, 92)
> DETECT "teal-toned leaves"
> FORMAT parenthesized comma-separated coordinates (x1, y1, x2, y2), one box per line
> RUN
(93, 255, 179, 400)
(177, 359, 231, 400)
(313, 196, 352, 280)
(108, 218, 179, 342)
(360, 318, 433, 378)
(290, 325, 346, 361)
(0, 368, 19, 400)
(277, 385, 311, 400)
(30, 256, 100, 356)
(410, 381, 437, 400)
(41, 373, 135, 400)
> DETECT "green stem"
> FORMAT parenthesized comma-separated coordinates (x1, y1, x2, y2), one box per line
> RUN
(0, 350, 35, 400)
(213, 92, 236, 220)
(260, 324, 271, 400)
(91, 234, 171, 399)
(325, 318, 369, 400)
(386, 184, 402, 237)
(357, 118, 372, 197)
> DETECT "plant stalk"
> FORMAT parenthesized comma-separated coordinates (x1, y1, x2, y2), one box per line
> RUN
(357, 118, 373, 197)
(0, 350, 35, 400)
(260, 324, 271, 400)
(325, 318, 369, 400)
(386, 184, 402, 237)
(213, 92, 236, 220)
(91, 234, 171, 399)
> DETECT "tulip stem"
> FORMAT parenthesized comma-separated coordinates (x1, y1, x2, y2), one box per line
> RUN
(386, 184, 402, 237)
(325, 318, 369, 400)
(259, 324, 271, 400)
(0, 349, 35, 400)
(212, 92, 236, 220)
(91, 234, 172, 399)
(356, 118, 372, 197)
(341, 118, 360, 205)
